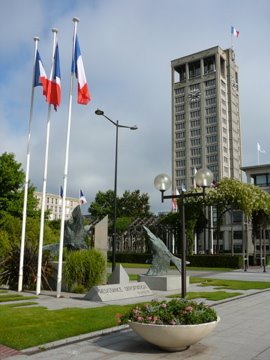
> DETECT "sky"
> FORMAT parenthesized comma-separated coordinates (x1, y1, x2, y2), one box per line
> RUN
(0, 0, 269, 215)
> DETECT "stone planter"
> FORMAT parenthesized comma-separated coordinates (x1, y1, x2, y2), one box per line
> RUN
(129, 317, 220, 352)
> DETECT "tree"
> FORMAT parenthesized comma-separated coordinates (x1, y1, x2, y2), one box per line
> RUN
(161, 179, 270, 255)
(88, 189, 151, 220)
(0, 152, 38, 219)
(118, 190, 151, 218)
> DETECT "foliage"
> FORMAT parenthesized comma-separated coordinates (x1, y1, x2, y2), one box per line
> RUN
(119, 298, 217, 325)
(186, 254, 243, 268)
(0, 243, 53, 290)
(161, 178, 270, 255)
(115, 216, 134, 234)
(88, 189, 151, 221)
(63, 249, 106, 291)
(118, 190, 151, 218)
(0, 152, 38, 219)
(114, 252, 151, 264)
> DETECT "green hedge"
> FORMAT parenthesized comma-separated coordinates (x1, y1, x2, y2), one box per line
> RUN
(112, 252, 243, 269)
(186, 255, 243, 268)
(111, 252, 151, 264)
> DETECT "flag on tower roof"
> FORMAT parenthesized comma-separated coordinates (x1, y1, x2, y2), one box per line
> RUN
(231, 26, 240, 38)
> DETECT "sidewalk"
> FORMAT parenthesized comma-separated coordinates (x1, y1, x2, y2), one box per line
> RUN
(2, 267, 270, 359)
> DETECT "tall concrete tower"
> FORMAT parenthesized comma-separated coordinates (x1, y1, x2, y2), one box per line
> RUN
(171, 46, 241, 190)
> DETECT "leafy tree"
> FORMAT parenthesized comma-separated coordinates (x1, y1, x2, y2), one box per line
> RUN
(118, 190, 151, 218)
(89, 189, 151, 220)
(88, 190, 116, 219)
(161, 179, 270, 255)
(0, 152, 38, 219)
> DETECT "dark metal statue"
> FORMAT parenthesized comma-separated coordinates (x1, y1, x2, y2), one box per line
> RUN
(43, 205, 87, 253)
(143, 226, 182, 276)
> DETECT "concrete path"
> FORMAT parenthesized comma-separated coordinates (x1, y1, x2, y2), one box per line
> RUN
(2, 267, 270, 359)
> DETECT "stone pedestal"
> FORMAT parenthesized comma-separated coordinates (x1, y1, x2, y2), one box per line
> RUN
(139, 274, 189, 291)
(84, 282, 153, 302)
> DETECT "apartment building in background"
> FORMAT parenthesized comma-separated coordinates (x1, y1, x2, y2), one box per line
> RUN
(171, 46, 242, 191)
(34, 192, 79, 220)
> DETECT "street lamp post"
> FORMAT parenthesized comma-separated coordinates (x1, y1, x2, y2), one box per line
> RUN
(154, 168, 213, 298)
(95, 109, 138, 272)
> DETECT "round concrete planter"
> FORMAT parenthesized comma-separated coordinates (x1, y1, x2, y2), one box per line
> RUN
(129, 317, 220, 352)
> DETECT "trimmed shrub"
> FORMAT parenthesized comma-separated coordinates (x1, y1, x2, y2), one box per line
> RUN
(112, 252, 151, 264)
(186, 254, 243, 268)
(63, 249, 106, 292)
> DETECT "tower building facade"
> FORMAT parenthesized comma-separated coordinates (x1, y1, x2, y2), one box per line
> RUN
(171, 46, 242, 190)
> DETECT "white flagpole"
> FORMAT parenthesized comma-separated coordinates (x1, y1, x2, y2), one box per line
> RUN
(56, 18, 79, 298)
(36, 28, 58, 295)
(18, 36, 40, 292)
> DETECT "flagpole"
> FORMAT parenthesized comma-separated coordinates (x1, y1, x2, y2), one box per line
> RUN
(18, 36, 40, 292)
(36, 28, 58, 295)
(56, 17, 79, 298)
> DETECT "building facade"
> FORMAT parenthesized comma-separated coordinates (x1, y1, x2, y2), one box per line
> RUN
(34, 192, 79, 220)
(171, 46, 242, 191)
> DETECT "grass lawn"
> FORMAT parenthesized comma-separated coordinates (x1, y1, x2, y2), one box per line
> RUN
(1, 276, 270, 350)
(190, 277, 270, 290)
(0, 303, 133, 350)
(169, 290, 243, 301)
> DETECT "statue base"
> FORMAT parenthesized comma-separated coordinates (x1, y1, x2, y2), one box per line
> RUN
(84, 282, 153, 302)
(139, 274, 189, 291)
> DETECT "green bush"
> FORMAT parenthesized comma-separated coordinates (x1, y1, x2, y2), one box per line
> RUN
(112, 252, 151, 264)
(63, 249, 106, 292)
(186, 254, 243, 268)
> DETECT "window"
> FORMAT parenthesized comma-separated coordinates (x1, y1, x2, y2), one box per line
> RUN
(175, 122, 185, 130)
(206, 135, 217, 143)
(176, 114, 185, 121)
(233, 231, 243, 240)
(205, 79, 215, 87)
(190, 110, 201, 118)
(175, 87, 185, 94)
(189, 61, 201, 78)
(206, 107, 216, 115)
(176, 132, 185, 139)
(176, 141, 185, 148)
(204, 56, 215, 74)
(233, 211, 242, 223)
(190, 129, 201, 137)
(174, 65, 186, 82)
(206, 116, 217, 124)
(175, 105, 185, 112)
(191, 148, 201, 155)
(190, 119, 200, 127)
(252, 174, 269, 187)
(176, 160, 185, 167)
(206, 126, 217, 134)
(207, 145, 217, 153)
(191, 138, 201, 146)
(176, 150, 185, 157)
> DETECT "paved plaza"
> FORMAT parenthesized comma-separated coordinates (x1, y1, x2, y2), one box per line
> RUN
(2, 267, 270, 360)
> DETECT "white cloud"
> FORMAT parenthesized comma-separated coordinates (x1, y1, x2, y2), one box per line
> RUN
(0, 0, 269, 214)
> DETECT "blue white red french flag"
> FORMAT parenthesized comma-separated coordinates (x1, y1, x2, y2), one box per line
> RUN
(33, 50, 47, 96)
(231, 26, 240, 37)
(79, 190, 87, 204)
(72, 35, 91, 105)
(46, 43, 61, 111)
